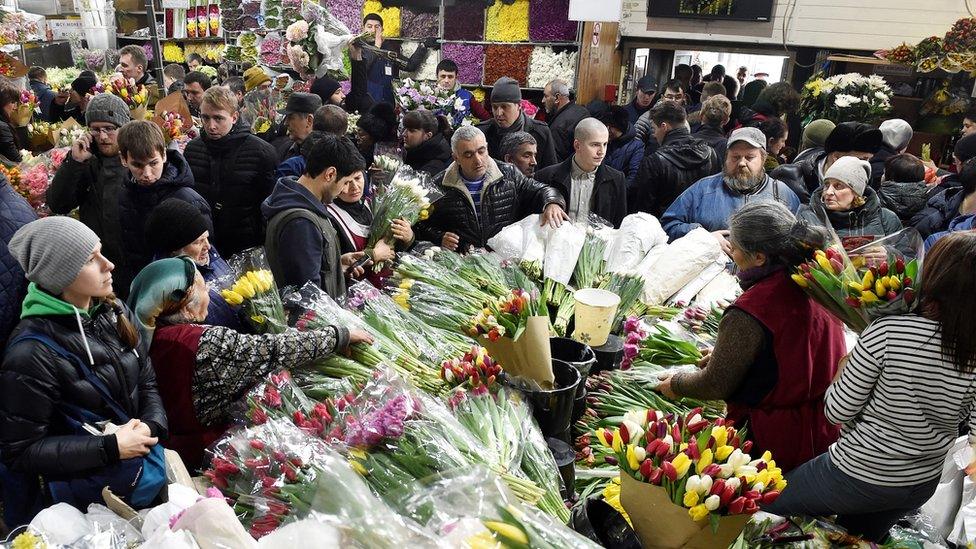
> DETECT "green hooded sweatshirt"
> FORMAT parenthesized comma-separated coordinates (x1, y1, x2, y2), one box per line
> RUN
(20, 283, 95, 319)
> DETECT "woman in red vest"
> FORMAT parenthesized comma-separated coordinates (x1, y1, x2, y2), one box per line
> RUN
(656, 201, 846, 472)
(127, 257, 373, 470)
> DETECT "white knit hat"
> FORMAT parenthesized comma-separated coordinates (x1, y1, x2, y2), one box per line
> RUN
(824, 156, 872, 197)
(879, 119, 913, 152)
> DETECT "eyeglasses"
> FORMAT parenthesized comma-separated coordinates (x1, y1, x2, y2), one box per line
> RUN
(89, 127, 118, 136)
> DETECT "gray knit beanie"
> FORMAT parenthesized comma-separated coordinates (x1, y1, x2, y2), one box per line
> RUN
(8, 216, 101, 294)
(824, 156, 872, 198)
(879, 119, 913, 152)
(85, 93, 131, 128)
(491, 77, 522, 104)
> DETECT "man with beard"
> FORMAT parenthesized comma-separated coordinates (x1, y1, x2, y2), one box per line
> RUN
(184, 86, 278, 256)
(500, 132, 538, 178)
(47, 93, 134, 295)
(183, 71, 212, 118)
(476, 77, 557, 170)
(661, 127, 799, 251)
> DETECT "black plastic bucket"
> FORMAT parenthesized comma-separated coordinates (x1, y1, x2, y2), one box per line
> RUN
(546, 436, 577, 501)
(550, 337, 596, 401)
(570, 496, 642, 549)
(591, 334, 624, 373)
(503, 359, 581, 439)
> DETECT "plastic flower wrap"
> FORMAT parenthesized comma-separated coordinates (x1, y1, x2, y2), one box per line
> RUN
(440, 43, 484, 85)
(285, 283, 447, 394)
(791, 235, 921, 333)
(596, 409, 784, 521)
(395, 77, 459, 119)
(799, 72, 893, 126)
(54, 122, 87, 148)
(219, 248, 286, 334)
(527, 46, 578, 88)
(241, 87, 282, 135)
(365, 163, 441, 267)
(528, 0, 578, 41)
(0, 11, 39, 45)
(619, 316, 702, 370)
(91, 75, 150, 118)
(485, 0, 529, 42)
(362, 0, 400, 38)
(398, 41, 438, 82)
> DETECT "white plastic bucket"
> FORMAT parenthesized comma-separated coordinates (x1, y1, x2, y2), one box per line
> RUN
(83, 25, 112, 50)
(573, 288, 620, 347)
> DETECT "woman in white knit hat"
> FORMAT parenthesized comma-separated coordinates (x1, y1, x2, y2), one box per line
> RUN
(798, 156, 903, 249)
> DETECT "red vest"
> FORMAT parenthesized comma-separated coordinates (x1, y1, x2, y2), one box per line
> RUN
(726, 273, 845, 472)
(150, 324, 229, 471)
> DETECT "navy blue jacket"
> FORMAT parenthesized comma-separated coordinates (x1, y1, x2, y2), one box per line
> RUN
(0, 175, 38, 349)
(605, 127, 644, 190)
(260, 177, 334, 290)
(29, 79, 56, 122)
(910, 186, 967, 238)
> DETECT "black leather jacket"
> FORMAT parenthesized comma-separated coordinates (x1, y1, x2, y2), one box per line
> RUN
(415, 159, 566, 253)
(0, 300, 167, 476)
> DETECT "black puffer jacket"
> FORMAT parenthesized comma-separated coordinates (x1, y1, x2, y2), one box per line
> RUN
(879, 180, 932, 223)
(770, 150, 826, 204)
(798, 186, 902, 238)
(477, 114, 558, 171)
(0, 295, 167, 475)
(47, 151, 129, 281)
(415, 159, 566, 253)
(631, 128, 720, 216)
(183, 123, 278, 256)
(404, 133, 452, 177)
(119, 150, 212, 285)
(548, 102, 590, 162)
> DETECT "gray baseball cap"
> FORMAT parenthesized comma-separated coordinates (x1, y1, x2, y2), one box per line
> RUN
(727, 127, 766, 149)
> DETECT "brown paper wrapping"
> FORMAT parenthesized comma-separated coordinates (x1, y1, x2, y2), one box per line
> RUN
(620, 473, 749, 549)
(152, 92, 193, 143)
(130, 104, 148, 122)
(49, 117, 80, 147)
(481, 315, 554, 388)
(0, 52, 28, 78)
(11, 104, 34, 127)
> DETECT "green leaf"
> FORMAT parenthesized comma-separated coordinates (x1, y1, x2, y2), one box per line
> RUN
(709, 512, 721, 533)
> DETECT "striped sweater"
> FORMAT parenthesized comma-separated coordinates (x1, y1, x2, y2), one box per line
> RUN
(826, 314, 976, 486)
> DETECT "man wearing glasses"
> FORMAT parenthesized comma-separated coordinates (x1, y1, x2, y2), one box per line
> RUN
(47, 93, 134, 295)
(635, 79, 688, 147)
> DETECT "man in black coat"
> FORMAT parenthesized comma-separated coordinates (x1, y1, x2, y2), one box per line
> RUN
(534, 118, 626, 228)
(476, 77, 558, 171)
(771, 122, 883, 204)
(631, 101, 720, 217)
(415, 125, 568, 253)
(543, 78, 590, 162)
(183, 87, 278, 256)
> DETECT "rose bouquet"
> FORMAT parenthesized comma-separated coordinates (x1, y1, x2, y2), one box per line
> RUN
(799, 72, 892, 126)
(365, 164, 439, 271)
(791, 244, 919, 333)
(597, 409, 783, 548)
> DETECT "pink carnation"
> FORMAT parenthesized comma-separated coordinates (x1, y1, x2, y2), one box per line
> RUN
(285, 20, 309, 42)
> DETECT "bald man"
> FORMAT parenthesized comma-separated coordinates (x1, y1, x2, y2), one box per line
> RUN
(533, 118, 627, 227)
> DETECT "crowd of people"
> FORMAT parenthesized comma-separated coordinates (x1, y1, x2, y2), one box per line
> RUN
(0, 12, 975, 544)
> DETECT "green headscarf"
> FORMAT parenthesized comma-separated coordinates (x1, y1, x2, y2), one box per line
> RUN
(127, 257, 197, 342)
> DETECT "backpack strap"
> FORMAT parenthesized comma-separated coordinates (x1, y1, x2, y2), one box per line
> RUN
(9, 332, 131, 423)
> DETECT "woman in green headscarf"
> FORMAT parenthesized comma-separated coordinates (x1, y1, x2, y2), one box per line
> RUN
(127, 257, 373, 469)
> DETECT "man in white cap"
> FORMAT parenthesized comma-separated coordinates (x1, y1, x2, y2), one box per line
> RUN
(661, 127, 800, 252)
(871, 119, 913, 189)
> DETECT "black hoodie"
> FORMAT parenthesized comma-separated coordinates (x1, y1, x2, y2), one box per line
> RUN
(183, 120, 279, 255)
(631, 127, 720, 216)
(119, 150, 213, 285)
(404, 133, 452, 177)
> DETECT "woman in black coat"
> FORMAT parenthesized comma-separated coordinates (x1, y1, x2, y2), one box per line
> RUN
(0, 83, 24, 165)
(0, 216, 167, 512)
(403, 110, 452, 177)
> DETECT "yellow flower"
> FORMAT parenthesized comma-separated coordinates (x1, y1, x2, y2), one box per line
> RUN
(393, 291, 410, 310)
(418, 208, 429, 221)
(688, 504, 710, 521)
(246, 271, 265, 293)
(697, 448, 713, 473)
(363, 1, 401, 38)
(715, 445, 733, 461)
(472, 88, 487, 103)
(12, 530, 46, 549)
(711, 426, 728, 448)
(671, 453, 692, 479)
(483, 520, 528, 546)
(626, 444, 640, 471)
(774, 479, 787, 491)
(485, 0, 529, 42)
(398, 278, 414, 290)
(611, 429, 623, 453)
(683, 490, 699, 508)
(466, 531, 502, 549)
(761, 450, 773, 463)
(349, 460, 368, 476)
(233, 278, 255, 299)
(221, 289, 244, 305)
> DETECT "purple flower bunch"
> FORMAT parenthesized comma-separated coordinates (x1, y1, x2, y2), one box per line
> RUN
(444, 0, 485, 41)
(345, 285, 382, 310)
(84, 49, 105, 72)
(528, 0, 579, 41)
(400, 7, 438, 39)
(342, 393, 414, 449)
(325, 0, 362, 33)
(621, 316, 647, 370)
(441, 43, 484, 85)
(142, 43, 154, 62)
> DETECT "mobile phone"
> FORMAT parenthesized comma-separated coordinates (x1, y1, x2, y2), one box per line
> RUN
(349, 250, 373, 270)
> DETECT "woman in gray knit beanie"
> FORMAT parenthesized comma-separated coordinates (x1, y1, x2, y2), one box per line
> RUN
(1, 215, 167, 512)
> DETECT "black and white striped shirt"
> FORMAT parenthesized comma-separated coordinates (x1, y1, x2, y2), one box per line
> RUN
(826, 314, 976, 487)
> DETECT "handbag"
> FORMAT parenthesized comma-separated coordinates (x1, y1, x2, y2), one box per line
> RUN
(8, 332, 167, 509)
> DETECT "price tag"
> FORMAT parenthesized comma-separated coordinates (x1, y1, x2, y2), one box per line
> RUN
(384, 64, 392, 76)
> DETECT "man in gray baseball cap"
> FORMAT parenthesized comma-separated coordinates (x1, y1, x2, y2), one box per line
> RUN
(46, 92, 134, 295)
(660, 126, 801, 252)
